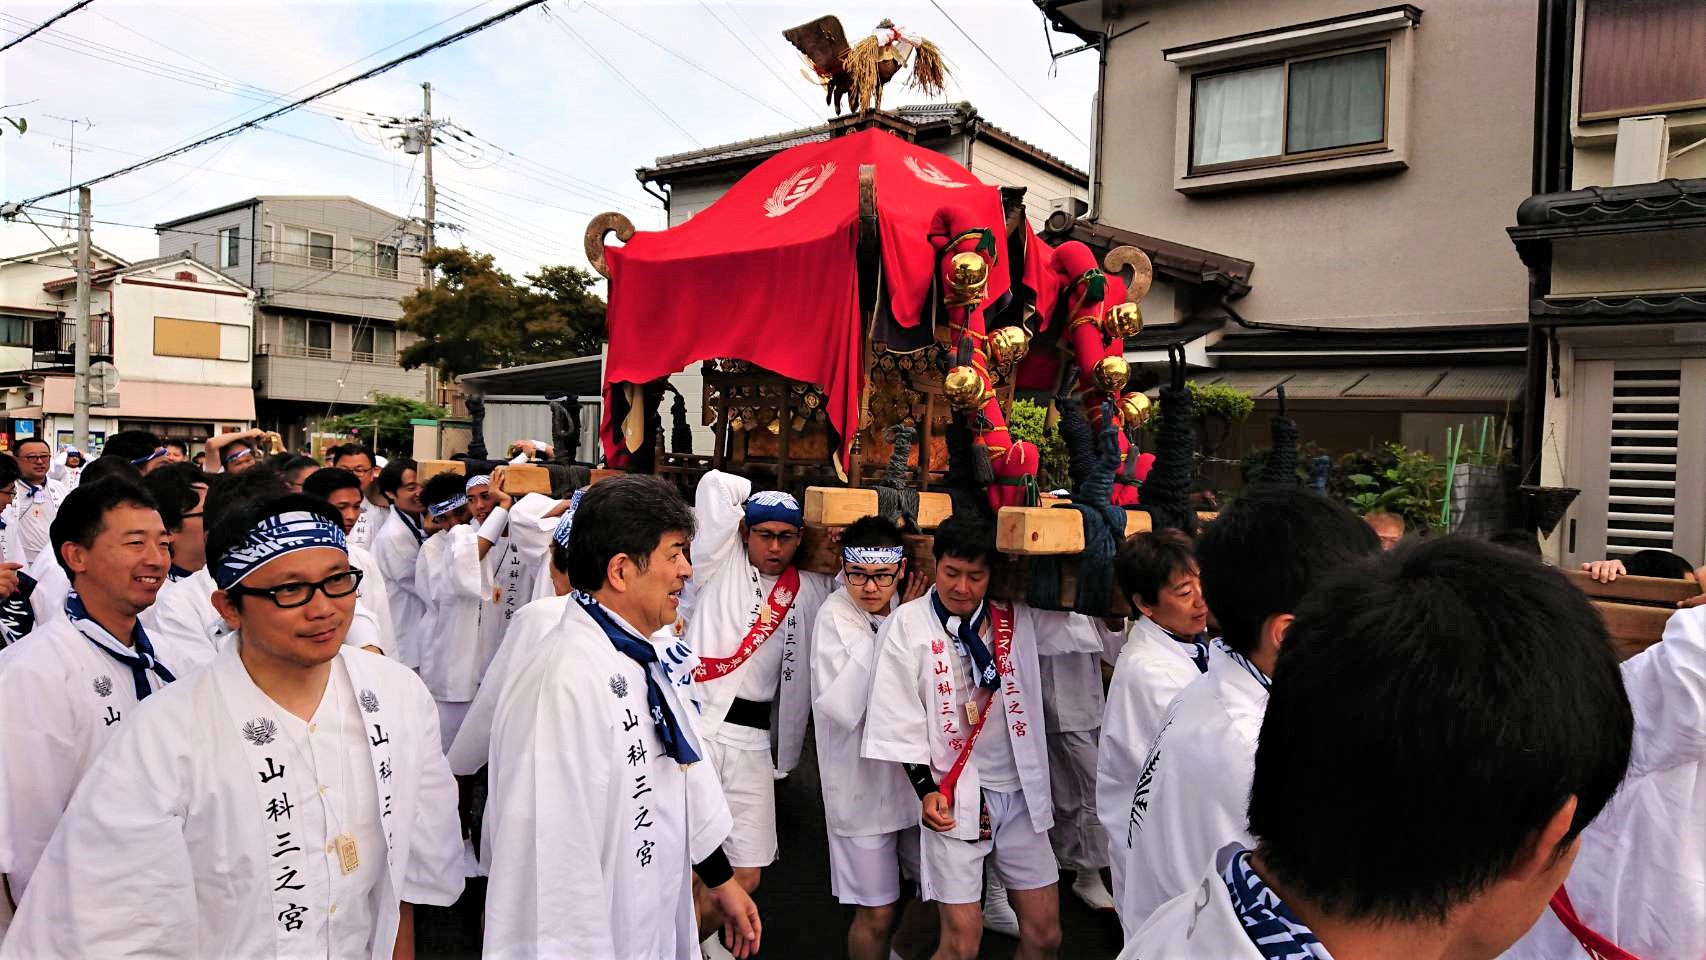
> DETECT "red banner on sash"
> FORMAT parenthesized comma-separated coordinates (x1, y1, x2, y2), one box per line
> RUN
(1549, 886, 1642, 960)
(938, 601, 1014, 805)
(692, 567, 802, 682)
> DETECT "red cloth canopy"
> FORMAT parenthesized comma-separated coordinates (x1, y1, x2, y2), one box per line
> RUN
(602, 128, 1010, 466)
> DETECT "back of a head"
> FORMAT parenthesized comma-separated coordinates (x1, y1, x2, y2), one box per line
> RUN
(1197, 486, 1380, 655)
(205, 469, 291, 536)
(0, 453, 17, 488)
(566, 475, 694, 592)
(49, 477, 160, 577)
(302, 467, 361, 501)
(144, 462, 208, 532)
(931, 513, 996, 566)
(1117, 528, 1196, 607)
(841, 514, 905, 551)
(80, 455, 143, 486)
(1488, 528, 1543, 558)
(377, 457, 417, 498)
(102, 429, 161, 464)
(1622, 549, 1696, 580)
(1249, 538, 1632, 925)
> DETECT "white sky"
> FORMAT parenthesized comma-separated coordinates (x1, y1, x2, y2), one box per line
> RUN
(0, 0, 1097, 283)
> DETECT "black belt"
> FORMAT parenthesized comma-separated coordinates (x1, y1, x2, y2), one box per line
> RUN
(724, 696, 772, 730)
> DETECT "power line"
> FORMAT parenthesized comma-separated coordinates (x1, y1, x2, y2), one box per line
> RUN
(925, 0, 1088, 148)
(581, 1, 815, 129)
(541, 9, 701, 147)
(10, 0, 550, 209)
(694, 0, 824, 120)
(0, 0, 95, 53)
(438, 120, 640, 208)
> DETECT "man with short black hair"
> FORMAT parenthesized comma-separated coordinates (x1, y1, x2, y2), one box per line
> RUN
(143, 462, 211, 582)
(102, 429, 170, 475)
(1097, 528, 1209, 934)
(864, 514, 1101, 960)
(1116, 487, 1381, 928)
(331, 444, 389, 549)
(2, 494, 465, 958)
(303, 466, 397, 659)
(162, 438, 188, 464)
(0, 478, 193, 919)
(481, 474, 761, 958)
(3, 437, 69, 565)
(1125, 538, 1634, 959)
(372, 458, 426, 669)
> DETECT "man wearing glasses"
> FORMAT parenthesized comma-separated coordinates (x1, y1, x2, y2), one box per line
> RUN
(331, 444, 389, 551)
(0, 479, 198, 934)
(3, 438, 70, 566)
(684, 470, 833, 955)
(1, 494, 464, 958)
(811, 515, 934, 960)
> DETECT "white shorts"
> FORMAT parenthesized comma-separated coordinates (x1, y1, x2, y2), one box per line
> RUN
(703, 737, 778, 868)
(918, 789, 1059, 904)
(827, 827, 921, 907)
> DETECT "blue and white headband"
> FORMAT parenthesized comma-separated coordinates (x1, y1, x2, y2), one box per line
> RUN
(131, 446, 169, 467)
(465, 474, 491, 492)
(744, 490, 803, 528)
(428, 492, 469, 520)
(214, 510, 348, 590)
(223, 445, 255, 465)
(843, 545, 904, 565)
(551, 487, 588, 550)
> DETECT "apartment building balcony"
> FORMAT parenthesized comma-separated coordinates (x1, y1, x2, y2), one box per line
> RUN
(254, 341, 432, 405)
(31, 316, 113, 371)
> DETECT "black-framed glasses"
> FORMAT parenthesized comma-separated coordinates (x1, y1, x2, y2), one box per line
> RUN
(229, 569, 364, 608)
(845, 570, 899, 587)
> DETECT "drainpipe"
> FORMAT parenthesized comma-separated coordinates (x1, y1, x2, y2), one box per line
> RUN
(1087, 26, 1108, 221)
(637, 174, 670, 221)
(1218, 294, 1338, 335)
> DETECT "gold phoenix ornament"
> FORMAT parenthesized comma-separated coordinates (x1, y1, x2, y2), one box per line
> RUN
(1092, 355, 1131, 394)
(1103, 302, 1143, 339)
(988, 325, 1030, 365)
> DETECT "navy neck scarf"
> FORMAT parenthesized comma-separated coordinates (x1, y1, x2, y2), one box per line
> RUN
(573, 592, 700, 764)
(1163, 627, 1211, 674)
(930, 590, 997, 691)
(1222, 848, 1333, 960)
(67, 591, 176, 701)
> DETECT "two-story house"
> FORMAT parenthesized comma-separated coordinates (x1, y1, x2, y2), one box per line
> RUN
(0, 244, 257, 453)
(1508, 0, 1706, 568)
(155, 196, 436, 449)
(634, 101, 1090, 453)
(1036, 1, 1536, 474)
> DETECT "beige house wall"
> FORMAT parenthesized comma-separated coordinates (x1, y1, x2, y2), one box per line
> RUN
(1095, 0, 1534, 331)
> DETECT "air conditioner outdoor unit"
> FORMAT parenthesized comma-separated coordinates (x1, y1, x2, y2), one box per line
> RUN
(1612, 116, 1668, 186)
(1048, 196, 1089, 219)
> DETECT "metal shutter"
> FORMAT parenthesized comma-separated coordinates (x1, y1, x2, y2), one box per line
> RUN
(1605, 367, 1681, 555)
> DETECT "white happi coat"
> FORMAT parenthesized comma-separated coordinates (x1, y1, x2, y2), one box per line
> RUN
(1505, 603, 1706, 960)
(348, 543, 397, 659)
(0, 614, 201, 902)
(1, 642, 463, 960)
(1117, 844, 1277, 960)
(685, 470, 831, 772)
(481, 598, 731, 959)
(1037, 611, 1112, 735)
(373, 509, 427, 668)
(1117, 642, 1267, 932)
(415, 524, 494, 704)
(498, 494, 563, 605)
(477, 508, 531, 655)
(1098, 615, 1208, 927)
(863, 593, 1100, 842)
(2, 477, 69, 565)
(21, 547, 68, 630)
(811, 588, 915, 839)
(349, 499, 390, 552)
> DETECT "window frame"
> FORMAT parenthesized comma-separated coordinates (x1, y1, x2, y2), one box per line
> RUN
(0, 314, 32, 347)
(218, 225, 241, 269)
(281, 316, 335, 359)
(1187, 41, 1393, 176)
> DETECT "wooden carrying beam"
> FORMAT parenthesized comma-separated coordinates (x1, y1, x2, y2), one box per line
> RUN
(800, 486, 953, 530)
(1564, 570, 1699, 662)
(501, 465, 553, 495)
(415, 459, 464, 482)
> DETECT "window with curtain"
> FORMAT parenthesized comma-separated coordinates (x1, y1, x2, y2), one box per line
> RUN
(1191, 45, 1388, 172)
(353, 325, 396, 363)
(282, 317, 333, 358)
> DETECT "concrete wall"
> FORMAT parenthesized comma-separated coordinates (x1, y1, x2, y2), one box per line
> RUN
(969, 141, 1087, 229)
(1095, 0, 1534, 331)
(112, 262, 253, 389)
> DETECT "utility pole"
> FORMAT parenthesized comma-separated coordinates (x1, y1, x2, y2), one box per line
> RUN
(421, 81, 436, 288)
(72, 186, 91, 448)
(44, 114, 92, 234)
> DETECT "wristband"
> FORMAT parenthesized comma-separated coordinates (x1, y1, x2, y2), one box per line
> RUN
(694, 847, 734, 888)
(903, 763, 937, 801)
(478, 506, 510, 544)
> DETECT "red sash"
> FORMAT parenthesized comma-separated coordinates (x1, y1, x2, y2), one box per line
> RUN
(1549, 886, 1642, 960)
(938, 601, 1015, 804)
(692, 567, 801, 682)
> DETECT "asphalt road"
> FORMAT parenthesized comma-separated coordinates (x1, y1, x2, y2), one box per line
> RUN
(417, 736, 1127, 959)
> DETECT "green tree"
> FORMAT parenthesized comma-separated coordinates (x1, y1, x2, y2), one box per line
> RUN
(397, 247, 606, 379)
(318, 393, 448, 457)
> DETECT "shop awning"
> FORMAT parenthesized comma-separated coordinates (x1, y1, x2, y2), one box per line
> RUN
(1195, 366, 1523, 403)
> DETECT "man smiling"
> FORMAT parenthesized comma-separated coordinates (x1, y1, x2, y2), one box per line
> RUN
(1, 494, 464, 958)
(0, 479, 194, 921)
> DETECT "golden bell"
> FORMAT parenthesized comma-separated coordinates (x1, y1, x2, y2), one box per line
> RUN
(943, 364, 986, 411)
(1119, 391, 1153, 428)
(1103, 302, 1143, 339)
(1092, 355, 1130, 394)
(946, 251, 990, 306)
(987, 325, 1031, 365)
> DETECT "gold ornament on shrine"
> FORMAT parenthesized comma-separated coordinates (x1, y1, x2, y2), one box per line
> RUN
(1103, 302, 1143, 339)
(1092, 355, 1130, 393)
(1119, 391, 1153, 428)
(987, 325, 1030, 365)
(943, 364, 987, 411)
(945, 252, 990, 306)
